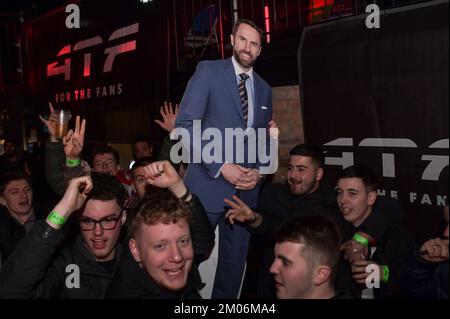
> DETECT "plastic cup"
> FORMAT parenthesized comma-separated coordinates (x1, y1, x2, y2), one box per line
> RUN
(54, 110, 71, 140)
(344, 240, 367, 264)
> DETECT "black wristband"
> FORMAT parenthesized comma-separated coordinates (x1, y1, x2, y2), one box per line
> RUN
(179, 188, 192, 202)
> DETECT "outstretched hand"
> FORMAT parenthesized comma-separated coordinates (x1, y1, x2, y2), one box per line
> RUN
(39, 102, 58, 142)
(154, 101, 179, 133)
(63, 115, 86, 160)
(224, 195, 259, 226)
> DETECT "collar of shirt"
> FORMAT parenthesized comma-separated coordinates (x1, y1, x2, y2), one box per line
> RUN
(231, 55, 254, 82)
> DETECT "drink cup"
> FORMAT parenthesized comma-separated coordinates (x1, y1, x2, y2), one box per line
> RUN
(54, 110, 71, 140)
(344, 240, 367, 264)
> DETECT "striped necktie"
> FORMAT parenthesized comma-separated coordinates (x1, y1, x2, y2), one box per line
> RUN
(238, 73, 249, 124)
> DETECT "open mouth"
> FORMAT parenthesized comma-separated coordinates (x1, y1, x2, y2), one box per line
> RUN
(240, 52, 252, 60)
(164, 264, 185, 276)
(92, 239, 107, 249)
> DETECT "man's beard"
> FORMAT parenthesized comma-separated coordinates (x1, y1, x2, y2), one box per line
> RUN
(233, 48, 256, 69)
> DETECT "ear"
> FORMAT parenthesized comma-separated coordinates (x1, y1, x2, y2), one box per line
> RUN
(316, 167, 324, 182)
(0, 197, 6, 207)
(257, 45, 262, 56)
(230, 34, 234, 46)
(129, 238, 141, 263)
(368, 190, 377, 206)
(313, 265, 332, 286)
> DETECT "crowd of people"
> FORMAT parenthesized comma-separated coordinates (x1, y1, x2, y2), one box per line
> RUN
(0, 19, 448, 299)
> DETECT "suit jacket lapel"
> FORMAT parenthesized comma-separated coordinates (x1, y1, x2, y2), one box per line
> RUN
(223, 59, 244, 121)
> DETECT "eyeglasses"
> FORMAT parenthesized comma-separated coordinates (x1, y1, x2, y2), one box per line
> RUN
(78, 211, 124, 231)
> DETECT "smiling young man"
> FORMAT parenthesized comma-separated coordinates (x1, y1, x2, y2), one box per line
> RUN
(0, 173, 128, 298)
(336, 165, 413, 299)
(106, 160, 214, 299)
(107, 192, 202, 298)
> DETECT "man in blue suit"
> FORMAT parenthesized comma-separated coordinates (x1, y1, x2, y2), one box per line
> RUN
(175, 19, 273, 298)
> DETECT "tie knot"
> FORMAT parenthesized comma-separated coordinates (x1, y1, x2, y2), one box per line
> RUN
(239, 73, 249, 82)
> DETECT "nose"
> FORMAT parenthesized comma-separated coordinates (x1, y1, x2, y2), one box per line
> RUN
(291, 169, 300, 179)
(339, 192, 349, 205)
(244, 41, 251, 52)
(269, 260, 279, 275)
(168, 244, 183, 263)
(444, 225, 449, 238)
(20, 190, 28, 199)
(93, 222, 104, 236)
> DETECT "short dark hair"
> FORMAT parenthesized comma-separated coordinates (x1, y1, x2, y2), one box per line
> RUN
(232, 19, 263, 45)
(275, 215, 341, 278)
(130, 191, 191, 237)
(87, 173, 128, 209)
(131, 156, 154, 176)
(0, 171, 32, 196)
(90, 145, 120, 166)
(132, 136, 152, 148)
(289, 143, 325, 168)
(336, 165, 379, 192)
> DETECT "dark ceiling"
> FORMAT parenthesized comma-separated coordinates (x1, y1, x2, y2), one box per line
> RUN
(0, 0, 75, 18)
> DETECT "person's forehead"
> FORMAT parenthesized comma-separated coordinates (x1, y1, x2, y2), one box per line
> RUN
(94, 152, 115, 162)
(5, 179, 31, 191)
(137, 220, 190, 242)
(236, 23, 260, 42)
(337, 177, 365, 190)
(289, 155, 313, 167)
(82, 199, 121, 218)
(275, 241, 305, 258)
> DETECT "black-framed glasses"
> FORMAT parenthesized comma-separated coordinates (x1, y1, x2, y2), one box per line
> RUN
(78, 211, 124, 231)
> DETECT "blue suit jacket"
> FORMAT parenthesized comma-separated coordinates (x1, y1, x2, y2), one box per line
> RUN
(175, 58, 273, 212)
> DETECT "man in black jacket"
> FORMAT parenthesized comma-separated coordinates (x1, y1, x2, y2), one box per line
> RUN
(0, 161, 213, 299)
(0, 173, 128, 298)
(0, 171, 52, 265)
(106, 160, 215, 298)
(336, 165, 413, 298)
(224, 144, 404, 298)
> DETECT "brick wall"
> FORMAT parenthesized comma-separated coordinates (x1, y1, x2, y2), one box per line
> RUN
(270, 85, 304, 183)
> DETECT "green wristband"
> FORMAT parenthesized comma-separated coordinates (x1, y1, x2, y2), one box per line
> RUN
(66, 158, 81, 167)
(47, 211, 66, 226)
(353, 233, 369, 246)
(381, 265, 390, 283)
